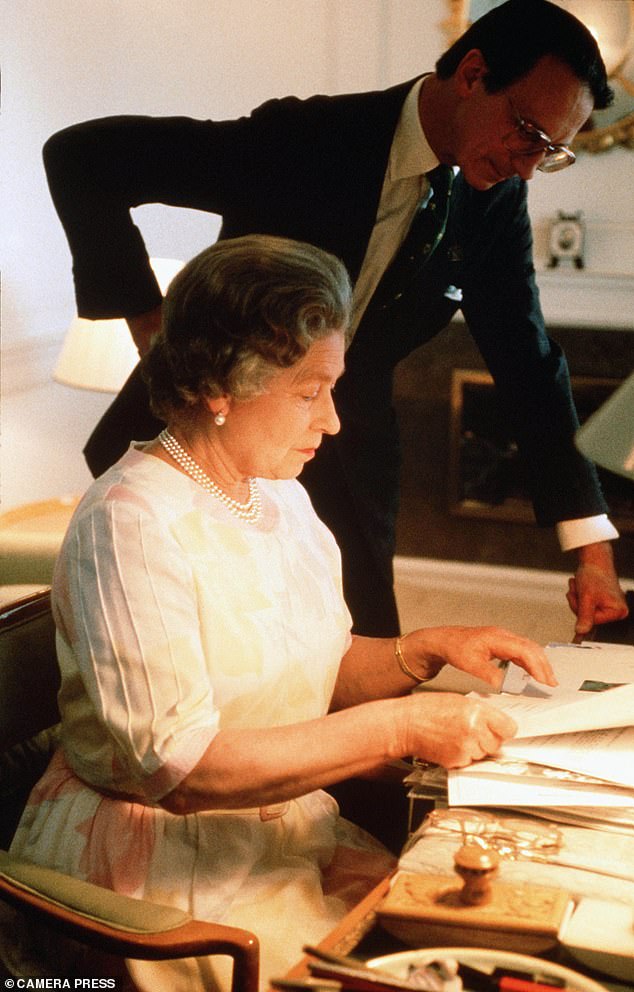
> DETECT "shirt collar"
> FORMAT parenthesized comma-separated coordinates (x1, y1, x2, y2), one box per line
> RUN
(389, 75, 440, 182)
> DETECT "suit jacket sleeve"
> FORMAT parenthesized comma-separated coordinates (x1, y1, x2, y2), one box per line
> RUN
(42, 110, 305, 318)
(458, 178, 607, 526)
(42, 91, 397, 319)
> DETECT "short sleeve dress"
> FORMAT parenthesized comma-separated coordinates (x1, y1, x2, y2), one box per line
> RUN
(9, 446, 395, 991)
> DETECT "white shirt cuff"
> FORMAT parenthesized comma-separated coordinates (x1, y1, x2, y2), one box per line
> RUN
(556, 514, 620, 552)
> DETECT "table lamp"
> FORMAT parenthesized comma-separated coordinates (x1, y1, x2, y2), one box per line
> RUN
(575, 370, 634, 481)
(53, 257, 183, 393)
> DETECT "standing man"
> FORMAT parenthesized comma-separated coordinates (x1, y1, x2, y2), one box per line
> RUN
(44, 0, 628, 642)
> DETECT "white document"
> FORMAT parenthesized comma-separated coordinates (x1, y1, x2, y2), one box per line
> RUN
(465, 645, 634, 794)
(447, 769, 634, 807)
(501, 725, 634, 789)
(502, 641, 634, 697)
(448, 756, 634, 807)
(470, 681, 634, 738)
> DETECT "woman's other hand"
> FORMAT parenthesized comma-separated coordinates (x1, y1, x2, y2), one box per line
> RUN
(402, 691, 517, 768)
(403, 625, 557, 690)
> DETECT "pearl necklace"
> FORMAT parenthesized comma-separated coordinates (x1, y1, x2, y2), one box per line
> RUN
(158, 429, 262, 523)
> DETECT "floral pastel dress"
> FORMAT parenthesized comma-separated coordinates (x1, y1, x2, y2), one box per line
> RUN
(9, 447, 394, 991)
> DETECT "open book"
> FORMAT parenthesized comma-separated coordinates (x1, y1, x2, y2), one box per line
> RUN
(448, 642, 634, 806)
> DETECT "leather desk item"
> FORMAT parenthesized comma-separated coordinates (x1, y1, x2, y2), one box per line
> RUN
(376, 862, 573, 954)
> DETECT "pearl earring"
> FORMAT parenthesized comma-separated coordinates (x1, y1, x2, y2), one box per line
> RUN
(214, 412, 226, 427)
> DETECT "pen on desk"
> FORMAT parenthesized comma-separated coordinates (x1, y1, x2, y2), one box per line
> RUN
(480, 967, 566, 992)
(307, 961, 415, 992)
(498, 980, 568, 992)
(270, 979, 342, 992)
(458, 962, 564, 992)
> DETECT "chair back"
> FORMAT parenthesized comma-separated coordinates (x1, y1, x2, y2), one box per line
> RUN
(0, 589, 60, 848)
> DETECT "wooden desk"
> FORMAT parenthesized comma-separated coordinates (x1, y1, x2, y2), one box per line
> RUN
(280, 870, 631, 992)
(282, 873, 397, 981)
(280, 613, 634, 991)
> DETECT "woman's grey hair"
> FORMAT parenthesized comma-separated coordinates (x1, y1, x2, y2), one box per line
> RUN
(142, 235, 353, 420)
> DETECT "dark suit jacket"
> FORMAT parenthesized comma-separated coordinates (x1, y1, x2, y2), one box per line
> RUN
(43, 79, 607, 635)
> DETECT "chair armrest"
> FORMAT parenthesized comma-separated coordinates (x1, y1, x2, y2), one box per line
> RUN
(0, 850, 259, 992)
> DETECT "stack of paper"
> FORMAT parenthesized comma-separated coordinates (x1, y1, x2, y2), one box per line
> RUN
(447, 641, 634, 811)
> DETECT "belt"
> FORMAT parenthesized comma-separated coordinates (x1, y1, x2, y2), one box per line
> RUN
(76, 770, 290, 821)
(210, 802, 290, 821)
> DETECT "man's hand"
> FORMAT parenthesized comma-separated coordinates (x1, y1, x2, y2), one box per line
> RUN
(126, 303, 163, 356)
(567, 541, 629, 638)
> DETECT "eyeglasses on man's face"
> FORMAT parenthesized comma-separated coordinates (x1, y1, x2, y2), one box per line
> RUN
(503, 95, 576, 173)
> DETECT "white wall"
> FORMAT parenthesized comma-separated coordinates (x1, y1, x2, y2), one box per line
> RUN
(2, 0, 633, 510)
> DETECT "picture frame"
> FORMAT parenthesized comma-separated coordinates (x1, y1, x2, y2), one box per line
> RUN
(448, 369, 634, 532)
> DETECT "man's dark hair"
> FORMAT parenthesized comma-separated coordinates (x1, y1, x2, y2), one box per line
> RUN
(436, 0, 613, 109)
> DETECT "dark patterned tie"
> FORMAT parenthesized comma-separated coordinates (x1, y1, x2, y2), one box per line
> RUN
(372, 163, 454, 310)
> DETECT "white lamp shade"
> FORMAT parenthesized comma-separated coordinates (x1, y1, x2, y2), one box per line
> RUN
(53, 257, 184, 394)
(576, 371, 634, 480)
(53, 316, 140, 393)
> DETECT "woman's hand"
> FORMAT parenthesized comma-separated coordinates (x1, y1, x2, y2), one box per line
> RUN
(401, 691, 517, 768)
(402, 625, 557, 690)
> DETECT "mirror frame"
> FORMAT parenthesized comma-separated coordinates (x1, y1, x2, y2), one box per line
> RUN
(443, 0, 634, 153)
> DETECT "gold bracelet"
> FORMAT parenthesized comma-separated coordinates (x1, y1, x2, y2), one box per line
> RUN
(395, 635, 429, 684)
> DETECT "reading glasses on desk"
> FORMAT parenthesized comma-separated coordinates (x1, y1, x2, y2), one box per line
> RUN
(410, 808, 634, 884)
(412, 809, 564, 861)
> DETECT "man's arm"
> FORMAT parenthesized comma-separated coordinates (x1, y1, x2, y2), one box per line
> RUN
(42, 112, 283, 321)
(459, 177, 628, 632)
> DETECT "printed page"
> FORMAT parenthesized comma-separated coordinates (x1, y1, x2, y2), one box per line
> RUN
(447, 770, 634, 807)
(502, 641, 634, 696)
(470, 681, 634, 738)
(501, 725, 634, 789)
(448, 756, 634, 806)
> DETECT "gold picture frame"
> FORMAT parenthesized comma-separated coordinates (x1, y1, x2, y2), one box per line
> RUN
(448, 369, 634, 531)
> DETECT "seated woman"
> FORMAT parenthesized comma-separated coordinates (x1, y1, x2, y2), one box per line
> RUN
(9, 235, 555, 991)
